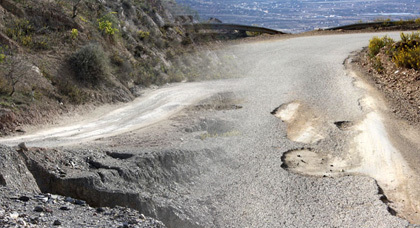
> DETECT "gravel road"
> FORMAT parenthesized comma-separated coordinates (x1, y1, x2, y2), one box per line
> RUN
(2, 32, 419, 227)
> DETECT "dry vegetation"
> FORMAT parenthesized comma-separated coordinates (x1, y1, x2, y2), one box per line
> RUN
(0, 0, 237, 135)
(355, 32, 420, 123)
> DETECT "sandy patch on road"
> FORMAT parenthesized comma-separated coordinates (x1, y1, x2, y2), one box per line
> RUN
(348, 67, 420, 224)
(275, 68, 420, 223)
(281, 148, 349, 177)
(271, 101, 325, 144)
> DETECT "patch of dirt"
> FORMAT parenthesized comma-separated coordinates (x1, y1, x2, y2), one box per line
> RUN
(281, 148, 348, 177)
(348, 50, 420, 224)
(271, 101, 325, 144)
(349, 49, 420, 125)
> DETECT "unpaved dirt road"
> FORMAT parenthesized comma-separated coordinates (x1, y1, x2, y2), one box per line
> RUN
(2, 32, 420, 227)
(0, 81, 237, 147)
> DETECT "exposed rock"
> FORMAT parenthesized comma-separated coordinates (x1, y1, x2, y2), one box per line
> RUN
(0, 186, 166, 227)
(64, 197, 75, 204)
(75, 199, 86, 206)
(18, 142, 28, 151)
(59, 206, 72, 211)
(153, 12, 166, 27)
(4, 145, 221, 227)
(34, 205, 44, 212)
(18, 196, 30, 202)
(0, 145, 40, 193)
(0, 109, 16, 133)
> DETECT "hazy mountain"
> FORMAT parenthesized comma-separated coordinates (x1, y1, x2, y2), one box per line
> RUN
(174, 0, 420, 33)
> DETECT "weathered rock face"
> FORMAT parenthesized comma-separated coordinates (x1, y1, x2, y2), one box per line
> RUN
(0, 144, 170, 227)
(19, 146, 216, 227)
(0, 109, 16, 133)
(0, 186, 167, 227)
(0, 142, 228, 228)
(0, 145, 40, 193)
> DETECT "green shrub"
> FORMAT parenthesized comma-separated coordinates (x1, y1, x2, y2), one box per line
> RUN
(373, 17, 391, 25)
(246, 31, 262, 37)
(133, 62, 161, 86)
(174, 26, 184, 35)
(393, 45, 420, 70)
(369, 32, 420, 70)
(58, 80, 87, 104)
(395, 19, 406, 26)
(69, 44, 109, 85)
(368, 35, 394, 57)
(110, 53, 124, 66)
(0, 46, 7, 63)
(31, 36, 50, 50)
(381, 32, 420, 70)
(372, 56, 384, 73)
(137, 30, 150, 40)
(98, 12, 119, 37)
(6, 19, 34, 47)
(400, 32, 420, 43)
(70, 28, 79, 40)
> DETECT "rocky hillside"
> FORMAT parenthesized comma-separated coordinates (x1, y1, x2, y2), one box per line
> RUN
(0, 0, 232, 135)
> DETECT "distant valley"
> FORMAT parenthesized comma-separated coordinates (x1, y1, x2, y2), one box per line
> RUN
(174, 0, 420, 33)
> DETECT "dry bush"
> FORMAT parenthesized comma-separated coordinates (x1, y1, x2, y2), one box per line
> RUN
(393, 46, 420, 70)
(69, 43, 109, 85)
(368, 35, 394, 57)
(369, 32, 420, 70)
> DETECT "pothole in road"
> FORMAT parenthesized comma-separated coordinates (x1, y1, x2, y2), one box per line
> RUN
(281, 148, 400, 219)
(198, 118, 234, 135)
(184, 118, 238, 138)
(334, 121, 354, 131)
(271, 101, 325, 144)
(188, 92, 243, 112)
(281, 148, 348, 178)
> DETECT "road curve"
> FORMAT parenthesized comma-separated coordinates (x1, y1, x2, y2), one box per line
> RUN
(0, 81, 240, 147)
(2, 32, 418, 227)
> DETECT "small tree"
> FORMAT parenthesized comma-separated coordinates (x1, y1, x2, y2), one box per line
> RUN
(0, 56, 30, 96)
